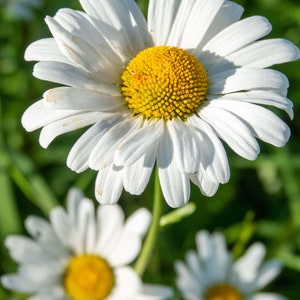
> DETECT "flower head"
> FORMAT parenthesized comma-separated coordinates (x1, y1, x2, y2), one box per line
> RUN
(1, 188, 172, 299)
(22, 0, 300, 207)
(175, 230, 286, 300)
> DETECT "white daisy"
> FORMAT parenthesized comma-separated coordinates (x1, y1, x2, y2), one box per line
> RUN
(175, 230, 286, 300)
(1, 188, 173, 300)
(22, 0, 300, 207)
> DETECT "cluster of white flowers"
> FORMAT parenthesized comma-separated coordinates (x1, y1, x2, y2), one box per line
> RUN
(1, 189, 287, 300)
(1, 0, 299, 299)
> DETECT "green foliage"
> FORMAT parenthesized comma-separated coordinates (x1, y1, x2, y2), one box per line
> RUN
(1, 0, 300, 299)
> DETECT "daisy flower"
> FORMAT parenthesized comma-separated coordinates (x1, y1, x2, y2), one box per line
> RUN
(22, 0, 300, 207)
(175, 230, 286, 300)
(1, 188, 173, 300)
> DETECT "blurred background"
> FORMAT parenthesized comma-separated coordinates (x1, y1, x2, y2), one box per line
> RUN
(0, 0, 300, 299)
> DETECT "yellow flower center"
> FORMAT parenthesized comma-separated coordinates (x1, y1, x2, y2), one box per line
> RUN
(204, 283, 243, 300)
(121, 46, 208, 120)
(63, 254, 115, 300)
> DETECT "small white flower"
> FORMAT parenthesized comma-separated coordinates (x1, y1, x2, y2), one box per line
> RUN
(175, 230, 286, 300)
(22, 0, 299, 207)
(1, 188, 173, 300)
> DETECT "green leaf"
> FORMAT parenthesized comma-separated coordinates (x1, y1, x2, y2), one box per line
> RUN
(0, 148, 21, 240)
(160, 202, 196, 228)
(9, 149, 58, 215)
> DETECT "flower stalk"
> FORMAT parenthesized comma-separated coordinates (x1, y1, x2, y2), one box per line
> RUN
(134, 168, 163, 277)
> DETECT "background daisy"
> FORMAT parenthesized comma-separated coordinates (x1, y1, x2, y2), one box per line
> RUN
(175, 230, 286, 300)
(21, 0, 299, 207)
(1, 188, 173, 300)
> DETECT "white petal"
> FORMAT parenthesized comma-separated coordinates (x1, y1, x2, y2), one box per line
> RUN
(175, 260, 202, 299)
(178, 0, 225, 49)
(95, 164, 124, 205)
(28, 287, 65, 300)
(208, 100, 291, 147)
(195, 230, 213, 260)
(94, 205, 124, 256)
(157, 127, 190, 207)
(67, 115, 124, 172)
(198, 103, 260, 160)
(66, 187, 84, 224)
(188, 115, 230, 184)
(107, 224, 144, 266)
(53, 9, 121, 60)
(5, 236, 48, 264)
(21, 100, 75, 132)
(191, 171, 220, 197)
(24, 216, 67, 258)
(210, 232, 232, 281)
(111, 266, 142, 297)
(194, 0, 244, 51)
(165, 0, 197, 46)
(254, 260, 282, 290)
(184, 250, 207, 288)
(25, 216, 55, 241)
(123, 151, 156, 195)
(124, 208, 151, 237)
(45, 16, 110, 75)
(195, 231, 227, 282)
(79, 0, 151, 56)
(234, 243, 266, 283)
(209, 68, 289, 96)
(147, 0, 180, 45)
(75, 198, 96, 254)
(1, 274, 36, 293)
(39, 111, 102, 148)
(121, 0, 153, 51)
(114, 120, 163, 167)
(201, 16, 272, 66)
(195, 231, 231, 282)
(25, 38, 71, 64)
(207, 91, 293, 119)
(52, 8, 124, 77)
(89, 117, 142, 170)
(110, 207, 152, 265)
(211, 38, 300, 72)
(133, 284, 173, 299)
(44, 87, 122, 111)
(50, 206, 78, 253)
(17, 263, 62, 287)
(33, 61, 88, 86)
(33, 61, 117, 94)
(251, 293, 287, 300)
(167, 119, 200, 173)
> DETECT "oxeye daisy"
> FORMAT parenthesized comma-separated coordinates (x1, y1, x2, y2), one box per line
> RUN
(175, 230, 286, 300)
(22, 0, 300, 207)
(1, 188, 173, 300)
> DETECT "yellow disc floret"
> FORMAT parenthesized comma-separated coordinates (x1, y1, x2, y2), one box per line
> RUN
(204, 283, 244, 300)
(121, 46, 208, 120)
(64, 254, 115, 300)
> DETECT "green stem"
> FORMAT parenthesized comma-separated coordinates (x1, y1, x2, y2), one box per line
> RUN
(134, 169, 163, 277)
